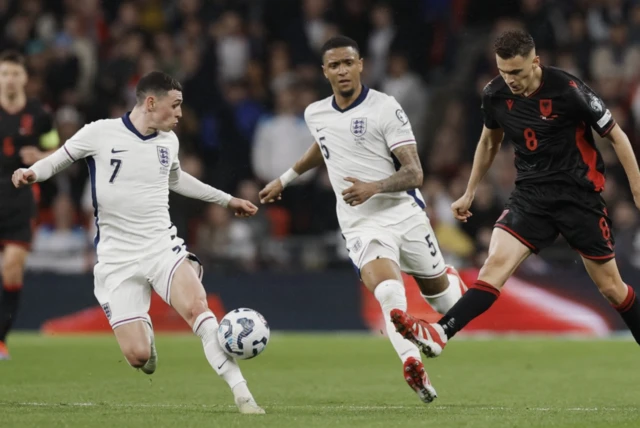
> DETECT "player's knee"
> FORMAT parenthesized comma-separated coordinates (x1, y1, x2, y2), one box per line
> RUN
(123, 344, 151, 368)
(1, 262, 25, 284)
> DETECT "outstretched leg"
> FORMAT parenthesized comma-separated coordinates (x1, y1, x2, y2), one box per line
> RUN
(392, 228, 531, 357)
(169, 260, 264, 414)
(360, 257, 437, 403)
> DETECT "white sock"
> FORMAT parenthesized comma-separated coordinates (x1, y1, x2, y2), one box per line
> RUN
(192, 311, 252, 400)
(374, 280, 421, 362)
(422, 273, 464, 314)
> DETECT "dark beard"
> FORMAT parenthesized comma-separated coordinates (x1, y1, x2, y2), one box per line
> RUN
(338, 87, 355, 98)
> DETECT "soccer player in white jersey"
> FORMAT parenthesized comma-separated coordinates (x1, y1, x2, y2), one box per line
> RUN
(12, 71, 265, 414)
(259, 36, 467, 403)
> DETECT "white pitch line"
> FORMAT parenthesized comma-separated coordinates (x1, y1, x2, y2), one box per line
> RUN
(2, 402, 632, 412)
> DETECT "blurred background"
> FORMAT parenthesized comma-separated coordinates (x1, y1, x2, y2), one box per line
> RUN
(3, 0, 640, 334)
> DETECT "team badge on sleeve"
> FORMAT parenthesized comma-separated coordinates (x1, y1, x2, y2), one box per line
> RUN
(395, 109, 408, 124)
(589, 95, 603, 113)
(157, 146, 170, 167)
(351, 118, 367, 137)
(101, 303, 112, 320)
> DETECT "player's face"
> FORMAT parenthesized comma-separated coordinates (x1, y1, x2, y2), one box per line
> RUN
(322, 47, 363, 98)
(0, 62, 27, 97)
(149, 90, 183, 132)
(496, 53, 540, 95)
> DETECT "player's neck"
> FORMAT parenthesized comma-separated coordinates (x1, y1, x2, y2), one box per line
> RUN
(0, 92, 26, 114)
(333, 84, 363, 110)
(522, 66, 543, 97)
(129, 107, 158, 136)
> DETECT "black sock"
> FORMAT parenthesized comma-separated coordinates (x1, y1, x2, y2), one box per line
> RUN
(0, 286, 22, 343)
(614, 285, 640, 345)
(437, 281, 500, 339)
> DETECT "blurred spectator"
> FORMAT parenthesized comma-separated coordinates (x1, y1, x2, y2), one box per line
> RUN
(365, 2, 395, 87)
(380, 52, 428, 146)
(251, 86, 316, 185)
(590, 22, 640, 83)
(28, 193, 91, 274)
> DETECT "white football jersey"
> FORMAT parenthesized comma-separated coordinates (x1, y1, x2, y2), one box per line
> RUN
(62, 114, 182, 264)
(304, 87, 426, 233)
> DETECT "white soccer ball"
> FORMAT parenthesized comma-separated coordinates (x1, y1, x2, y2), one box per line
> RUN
(217, 308, 270, 360)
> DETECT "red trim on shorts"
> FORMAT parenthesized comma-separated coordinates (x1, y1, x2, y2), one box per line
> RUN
(494, 224, 537, 252)
(575, 122, 605, 191)
(576, 250, 615, 261)
(614, 285, 636, 313)
(3, 283, 23, 291)
(0, 240, 31, 250)
(471, 280, 500, 297)
(111, 316, 148, 329)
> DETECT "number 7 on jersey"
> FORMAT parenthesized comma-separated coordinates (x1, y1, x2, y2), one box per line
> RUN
(109, 158, 122, 183)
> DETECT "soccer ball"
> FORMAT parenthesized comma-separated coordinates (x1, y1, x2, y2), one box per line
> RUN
(217, 308, 270, 360)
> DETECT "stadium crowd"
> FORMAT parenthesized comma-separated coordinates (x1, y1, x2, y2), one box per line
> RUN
(2, 0, 640, 272)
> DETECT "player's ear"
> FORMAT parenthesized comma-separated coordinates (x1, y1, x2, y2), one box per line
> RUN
(321, 65, 328, 79)
(532, 54, 540, 69)
(146, 95, 156, 112)
(358, 58, 363, 73)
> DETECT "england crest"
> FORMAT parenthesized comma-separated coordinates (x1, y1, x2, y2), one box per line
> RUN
(351, 118, 367, 137)
(101, 303, 112, 320)
(157, 146, 170, 167)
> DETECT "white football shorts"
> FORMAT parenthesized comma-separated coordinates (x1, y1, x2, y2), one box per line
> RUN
(343, 213, 446, 279)
(93, 239, 203, 329)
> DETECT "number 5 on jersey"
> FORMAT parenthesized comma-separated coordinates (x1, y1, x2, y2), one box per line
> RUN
(319, 136, 330, 159)
(109, 158, 122, 183)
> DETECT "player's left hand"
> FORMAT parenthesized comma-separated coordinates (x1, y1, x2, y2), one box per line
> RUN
(228, 198, 259, 217)
(19, 146, 44, 166)
(342, 177, 380, 206)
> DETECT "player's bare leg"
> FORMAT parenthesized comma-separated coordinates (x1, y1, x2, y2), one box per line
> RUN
(414, 265, 468, 315)
(361, 258, 437, 403)
(392, 229, 530, 357)
(112, 317, 157, 374)
(582, 257, 640, 345)
(0, 243, 29, 360)
(169, 260, 264, 414)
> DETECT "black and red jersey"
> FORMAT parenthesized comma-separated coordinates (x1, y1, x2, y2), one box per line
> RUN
(481, 66, 615, 192)
(0, 99, 53, 202)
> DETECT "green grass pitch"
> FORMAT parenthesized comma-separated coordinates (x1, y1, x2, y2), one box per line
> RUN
(1, 333, 639, 427)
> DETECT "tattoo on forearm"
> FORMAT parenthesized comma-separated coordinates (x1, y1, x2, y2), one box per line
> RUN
(378, 145, 423, 193)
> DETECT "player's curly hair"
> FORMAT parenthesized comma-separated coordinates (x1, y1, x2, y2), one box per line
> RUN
(493, 30, 536, 59)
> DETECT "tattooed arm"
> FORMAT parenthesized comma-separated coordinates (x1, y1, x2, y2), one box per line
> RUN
(378, 144, 423, 192)
(342, 144, 423, 206)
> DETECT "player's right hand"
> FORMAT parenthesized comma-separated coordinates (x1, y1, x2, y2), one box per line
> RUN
(12, 168, 37, 188)
(258, 179, 284, 204)
(451, 192, 474, 222)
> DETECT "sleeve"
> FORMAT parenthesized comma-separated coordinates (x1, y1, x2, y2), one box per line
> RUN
(170, 132, 180, 171)
(568, 80, 615, 137)
(168, 168, 233, 207)
(481, 85, 500, 129)
(379, 97, 417, 151)
(36, 108, 60, 150)
(61, 123, 98, 161)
